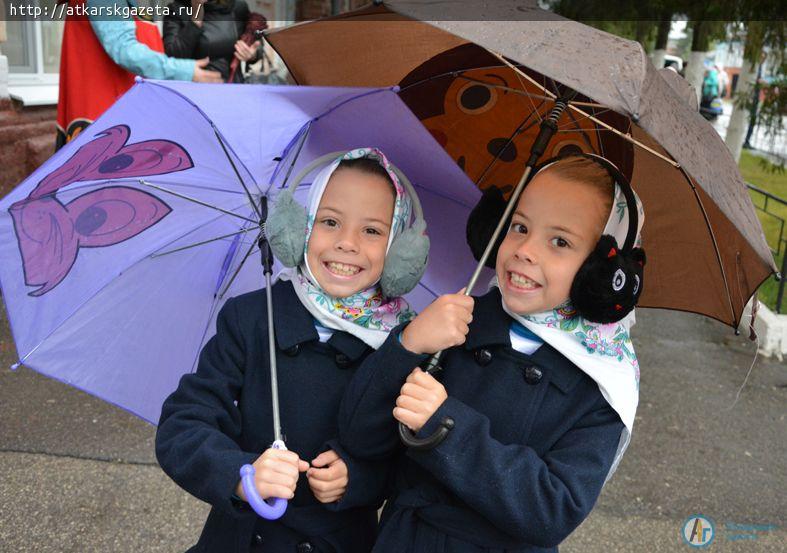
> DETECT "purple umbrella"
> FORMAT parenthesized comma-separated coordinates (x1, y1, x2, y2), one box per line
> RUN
(0, 78, 481, 516)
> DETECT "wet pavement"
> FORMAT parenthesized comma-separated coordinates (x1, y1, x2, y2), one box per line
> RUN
(0, 300, 784, 552)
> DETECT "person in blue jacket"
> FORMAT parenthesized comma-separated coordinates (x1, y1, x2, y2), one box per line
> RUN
(156, 148, 429, 552)
(338, 155, 646, 552)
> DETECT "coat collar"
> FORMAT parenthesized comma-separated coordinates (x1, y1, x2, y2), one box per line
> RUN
(463, 287, 512, 351)
(272, 281, 370, 361)
(464, 287, 583, 394)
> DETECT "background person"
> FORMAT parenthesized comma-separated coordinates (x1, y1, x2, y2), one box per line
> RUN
(56, 0, 222, 149)
(163, 0, 262, 83)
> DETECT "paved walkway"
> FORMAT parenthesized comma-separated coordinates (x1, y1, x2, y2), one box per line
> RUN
(0, 302, 784, 552)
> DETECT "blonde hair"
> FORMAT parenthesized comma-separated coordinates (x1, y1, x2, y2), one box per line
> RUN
(539, 156, 614, 215)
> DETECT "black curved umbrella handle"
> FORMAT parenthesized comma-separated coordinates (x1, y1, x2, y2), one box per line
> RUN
(398, 355, 455, 450)
(398, 415, 455, 449)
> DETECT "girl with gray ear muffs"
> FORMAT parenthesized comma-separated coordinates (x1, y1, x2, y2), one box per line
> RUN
(156, 148, 429, 553)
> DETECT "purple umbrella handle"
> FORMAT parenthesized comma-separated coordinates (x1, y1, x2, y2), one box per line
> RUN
(240, 439, 289, 520)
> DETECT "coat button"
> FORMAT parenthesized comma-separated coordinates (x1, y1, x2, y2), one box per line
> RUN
(252, 533, 263, 546)
(296, 541, 314, 553)
(523, 365, 543, 385)
(283, 344, 300, 356)
(474, 348, 493, 366)
(334, 352, 351, 369)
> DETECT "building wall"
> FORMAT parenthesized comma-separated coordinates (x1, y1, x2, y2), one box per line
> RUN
(0, 98, 56, 197)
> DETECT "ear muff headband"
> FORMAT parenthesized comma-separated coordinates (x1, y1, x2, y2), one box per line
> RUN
(534, 153, 638, 252)
(285, 150, 425, 226)
(266, 150, 430, 297)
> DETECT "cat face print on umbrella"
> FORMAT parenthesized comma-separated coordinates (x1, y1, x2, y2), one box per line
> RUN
(9, 124, 191, 296)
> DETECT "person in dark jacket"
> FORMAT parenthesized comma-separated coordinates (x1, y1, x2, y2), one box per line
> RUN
(156, 149, 429, 552)
(164, 0, 261, 83)
(338, 156, 645, 552)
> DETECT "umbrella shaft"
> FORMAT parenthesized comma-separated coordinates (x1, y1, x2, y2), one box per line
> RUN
(466, 166, 534, 295)
(422, 165, 537, 374)
(265, 271, 282, 443)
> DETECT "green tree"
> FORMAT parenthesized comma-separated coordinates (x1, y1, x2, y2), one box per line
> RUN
(724, 8, 785, 165)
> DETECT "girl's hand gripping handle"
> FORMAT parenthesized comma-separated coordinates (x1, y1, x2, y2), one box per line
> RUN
(240, 440, 289, 520)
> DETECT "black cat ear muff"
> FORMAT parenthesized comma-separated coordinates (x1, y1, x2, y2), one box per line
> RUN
(465, 153, 646, 323)
(569, 154, 646, 323)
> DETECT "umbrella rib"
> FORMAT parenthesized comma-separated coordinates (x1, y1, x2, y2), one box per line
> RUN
(456, 75, 604, 109)
(187, 295, 224, 376)
(398, 66, 605, 110)
(150, 226, 261, 258)
(266, 121, 312, 195)
(476, 112, 543, 189)
(12, 199, 254, 368)
(266, 88, 397, 193)
(488, 51, 680, 168)
(145, 80, 261, 192)
(553, 114, 600, 155)
(678, 166, 738, 327)
(546, 76, 559, 97)
(556, 107, 606, 155)
(138, 179, 259, 224)
(416, 280, 440, 300)
(597, 103, 607, 159)
(212, 124, 262, 219)
(412, 182, 474, 210)
(5, 179, 245, 209)
(512, 67, 544, 124)
(280, 122, 311, 189)
(556, 107, 613, 131)
(218, 236, 261, 300)
(397, 64, 510, 93)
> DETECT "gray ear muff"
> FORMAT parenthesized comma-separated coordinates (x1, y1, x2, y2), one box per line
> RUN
(381, 219, 430, 297)
(266, 152, 346, 267)
(265, 189, 308, 267)
(380, 164, 429, 297)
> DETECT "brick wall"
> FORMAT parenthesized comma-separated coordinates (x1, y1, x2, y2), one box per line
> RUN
(0, 98, 56, 198)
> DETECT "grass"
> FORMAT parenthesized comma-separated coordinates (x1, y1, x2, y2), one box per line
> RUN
(739, 150, 787, 312)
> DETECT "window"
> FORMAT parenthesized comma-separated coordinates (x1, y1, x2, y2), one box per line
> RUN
(5, 0, 64, 105)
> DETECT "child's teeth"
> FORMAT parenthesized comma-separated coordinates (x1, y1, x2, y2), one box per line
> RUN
(328, 262, 360, 276)
(510, 272, 538, 289)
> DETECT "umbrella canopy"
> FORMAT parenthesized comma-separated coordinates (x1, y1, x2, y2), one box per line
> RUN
(0, 79, 479, 423)
(265, 0, 777, 328)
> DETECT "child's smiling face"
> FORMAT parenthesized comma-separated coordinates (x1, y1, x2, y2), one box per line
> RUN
(306, 167, 395, 298)
(495, 170, 610, 315)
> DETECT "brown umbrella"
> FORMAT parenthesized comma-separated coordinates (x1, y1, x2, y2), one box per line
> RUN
(265, 1, 777, 329)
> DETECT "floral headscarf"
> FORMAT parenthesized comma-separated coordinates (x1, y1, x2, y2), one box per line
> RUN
(278, 148, 417, 349)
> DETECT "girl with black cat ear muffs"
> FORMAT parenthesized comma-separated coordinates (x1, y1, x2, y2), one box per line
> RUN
(337, 134, 648, 550)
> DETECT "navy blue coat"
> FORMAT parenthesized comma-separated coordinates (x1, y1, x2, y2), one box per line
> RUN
(338, 288, 625, 552)
(156, 280, 388, 553)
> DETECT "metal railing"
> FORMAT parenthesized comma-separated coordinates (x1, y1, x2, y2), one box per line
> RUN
(747, 183, 787, 313)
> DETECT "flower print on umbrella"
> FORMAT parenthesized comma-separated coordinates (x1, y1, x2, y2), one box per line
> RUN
(10, 125, 192, 296)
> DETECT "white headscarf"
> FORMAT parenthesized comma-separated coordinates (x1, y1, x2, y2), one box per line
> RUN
(278, 148, 417, 349)
(493, 179, 645, 482)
